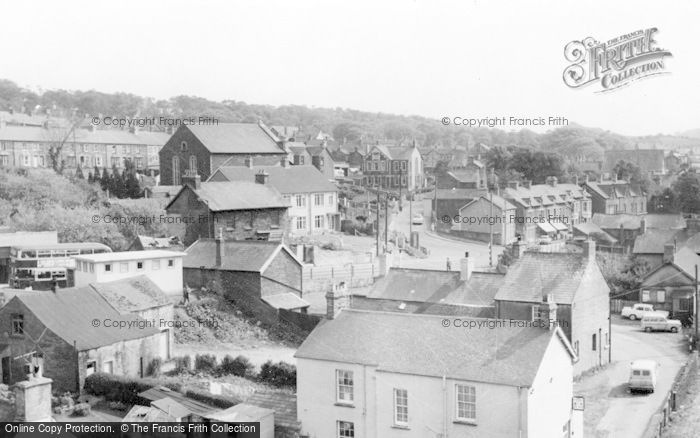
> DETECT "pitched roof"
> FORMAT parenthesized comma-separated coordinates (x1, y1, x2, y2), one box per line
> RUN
(460, 194, 516, 212)
(673, 247, 700, 278)
(369, 268, 503, 308)
(436, 188, 487, 200)
(261, 293, 309, 310)
(296, 309, 569, 387)
(8, 287, 161, 350)
(633, 229, 682, 254)
(573, 222, 617, 244)
(185, 123, 284, 154)
(245, 392, 299, 429)
(210, 165, 336, 194)
(584, 180, 644, 199)
(139, 387, 228, 417)
(184, 239, 299, 272)
(504, 182, 589, 208)
(495, 252, 596, 304)
(170, 181, 288, 211)
(592, 213, 642, 230)
(645, 214, 686, 230)
(89, 276, 172, 313)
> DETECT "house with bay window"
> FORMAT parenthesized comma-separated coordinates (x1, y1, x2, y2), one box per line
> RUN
(208, 164, 339, 236)
(296, 309, 578, 438)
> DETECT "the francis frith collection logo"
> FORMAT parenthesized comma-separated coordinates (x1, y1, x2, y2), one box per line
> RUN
(563, 28, 672, 92)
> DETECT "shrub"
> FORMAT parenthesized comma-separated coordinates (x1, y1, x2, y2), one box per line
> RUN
(184, 389, 239, 410)
(83, 373, 179, 405)
(258, 361, 296, 388)
(146, 357, 162, 377)
(174, 355, 192, 373)
(218, 355, 254, 378)
(72, 402, 91, 417)
(194, 354, 218, 373)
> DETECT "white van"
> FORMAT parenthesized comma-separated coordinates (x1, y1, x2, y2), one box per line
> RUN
(629, 360, 659, 393)
(640, 314, 682, 333)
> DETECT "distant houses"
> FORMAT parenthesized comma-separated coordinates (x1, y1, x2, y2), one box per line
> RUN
(362, 142, 425, 191)
(582, 176, 647, 215)
(296, 309, 577, 438)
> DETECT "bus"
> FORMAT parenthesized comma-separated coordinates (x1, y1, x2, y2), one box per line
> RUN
(9, 242, 112, 290)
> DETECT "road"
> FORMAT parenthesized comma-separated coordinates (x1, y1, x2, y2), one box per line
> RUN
(389, 196, 503, 270)
(576, 315, 689, 438)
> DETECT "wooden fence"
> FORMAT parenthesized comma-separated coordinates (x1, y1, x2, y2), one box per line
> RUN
(301, 262, 379, 293)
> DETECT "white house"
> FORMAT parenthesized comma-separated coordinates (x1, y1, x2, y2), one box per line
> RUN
(72, 250, 186, 297)
(295, 308, 578, 438)
(208, 163, 339, 236)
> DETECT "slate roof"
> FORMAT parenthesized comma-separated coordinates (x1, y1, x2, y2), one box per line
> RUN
(89, 276, 172, 313)
(584, 181, 644, 199)
(369, 268, 503, 308)
(460, 194, 516, 212)
(170, 181, 288, 211)
(261, 293, 309, 310)
(573, 222, 617, 244)
(436, 188, 488, 200)
(494, 252, 593, 304)
(186, 123, 284, 154)
(673, 247, 700, 279)
(139, 387, 228, 417)
(210, 165, 336, 194)
(184, 239, 299, 272)
(295, 309, 568, 387)
(245, 391, 299, 429)
(592, 213, 642, 230)
(504, 183, 589, 208)
(633, 229, 682, 254)
(645, 214, 686, 230)
(7, 287, 161, 350)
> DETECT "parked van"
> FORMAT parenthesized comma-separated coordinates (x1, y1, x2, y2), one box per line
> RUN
(629, 360, 659, 393)
(641, 315, 682, 333)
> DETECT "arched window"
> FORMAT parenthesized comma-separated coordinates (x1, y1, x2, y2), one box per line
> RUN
(189, 155, 197, 174)
(180, 141, 188, 151)
(172, 156, 180, 185)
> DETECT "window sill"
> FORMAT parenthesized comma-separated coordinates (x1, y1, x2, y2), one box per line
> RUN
(334, 402, 355, 408)
(453, 420, 477, 426)
(391, 425, 410, 430)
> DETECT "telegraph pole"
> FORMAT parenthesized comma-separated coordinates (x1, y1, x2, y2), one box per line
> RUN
(376, 190, 380, 256)
(695, 264, 699, 349)
(409, 190, 413, 237)
(489, 191, 493, 267)
(384, 192, 389, 252)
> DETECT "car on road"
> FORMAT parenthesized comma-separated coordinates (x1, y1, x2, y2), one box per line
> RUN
(411, 214, 424, 225)
(621, 303, 669, 320)
(641, 315, 682, 333)
(628, 359, 659, 393)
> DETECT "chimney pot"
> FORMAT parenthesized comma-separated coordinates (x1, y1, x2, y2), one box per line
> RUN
(663, 243, 675, 264)
(255, 170, 269, 185)
(460, 254, 474, 281)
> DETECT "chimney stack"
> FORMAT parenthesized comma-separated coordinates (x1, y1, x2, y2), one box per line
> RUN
(215, 228, 224, 267)
(640, 218, 646, 234)
(507, 181, 519, 190)
(182, 173, 201, 190)
(663, 243, 675, 264)
(245, 156, 254, 169)
(582, 239, 596, 262)
(255, 170, 269, 185)
(546, 176, 558, 187)
(523, 180, 532, 190)
(325, 282, 347, 320)
(460, 251, 474, 281)
(280, 157, 290, 168)
(51, 279, 58, 294)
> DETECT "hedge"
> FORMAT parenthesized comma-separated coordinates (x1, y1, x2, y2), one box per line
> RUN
(258, 361, 296, 388)
(195, 354, 218, 373)
(184, 389, 239, 409)
(84, 373, 180, 405)
(218, 355, 254, 378)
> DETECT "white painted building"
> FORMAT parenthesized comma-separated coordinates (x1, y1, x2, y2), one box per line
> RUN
(72, 250, 186, 297)
(208, 164, 340, 236)
(296, 309, 578, 438)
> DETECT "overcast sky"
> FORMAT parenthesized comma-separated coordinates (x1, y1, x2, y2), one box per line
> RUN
(2, 0, 698, 136)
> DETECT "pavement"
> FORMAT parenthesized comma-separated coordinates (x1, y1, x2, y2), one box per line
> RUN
(576, 315, 690, 438)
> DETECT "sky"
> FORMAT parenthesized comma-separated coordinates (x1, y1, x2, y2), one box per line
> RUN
(1, 0, 698, 136)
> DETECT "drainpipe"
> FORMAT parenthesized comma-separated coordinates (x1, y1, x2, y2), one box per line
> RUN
(363, 365, 367, 438)
(442, 375, 448, 438)
(518, 386, 523, 438)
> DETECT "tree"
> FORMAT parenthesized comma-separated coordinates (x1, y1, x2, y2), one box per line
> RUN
(99, 167, 110, 194)
(612, 160, 651, 192)
(75, 165, 85, 179)
(122, 159, 142, 199)
(649, 188, 678, 213)
(673, 173, 700, 214)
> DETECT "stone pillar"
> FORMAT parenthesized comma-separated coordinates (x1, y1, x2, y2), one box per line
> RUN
(14, 376, 53, 422)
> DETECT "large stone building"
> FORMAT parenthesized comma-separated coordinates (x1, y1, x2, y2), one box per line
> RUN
(158, 122, 287, 185)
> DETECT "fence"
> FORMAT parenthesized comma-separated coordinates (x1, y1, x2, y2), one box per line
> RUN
(641, 352, 699, 438)
(611, 299, 640, 314)
(302, 262, 379, 293)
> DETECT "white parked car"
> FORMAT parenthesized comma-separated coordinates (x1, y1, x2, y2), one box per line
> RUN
(411, 214, 424, 225)
(641, 315, 682, 333)
(621, 303, 669, 321)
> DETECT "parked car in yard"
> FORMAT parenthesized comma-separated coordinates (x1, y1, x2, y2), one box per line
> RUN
(621, 303, 669, 320)
(411, 214, 424, 225)
(628, 360, 659, 393)
(641, 315, 682, 333)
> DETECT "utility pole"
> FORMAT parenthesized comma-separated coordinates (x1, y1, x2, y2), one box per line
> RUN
(398, 167, 403, 211)
(384, 192, 389, 252)
(489, 190, 493, 267)
(376, 190, 380, 256)
(409, 190, 413, 237)
(695, 264, 699, 349)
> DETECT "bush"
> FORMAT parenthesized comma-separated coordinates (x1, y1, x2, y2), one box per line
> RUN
(258, 361, 296, 388)
(72, 402, 91, 417)
(195, 354, 218, 373)
(174, 355, 192, 373)
(146, 357, 162, 377)
(83, 373, 179, 405)
(218, 355, 254, 378)
(184, 389, 239, 410)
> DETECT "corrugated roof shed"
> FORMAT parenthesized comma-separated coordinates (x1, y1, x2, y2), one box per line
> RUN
(296, 309, 565, 387)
